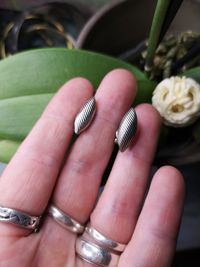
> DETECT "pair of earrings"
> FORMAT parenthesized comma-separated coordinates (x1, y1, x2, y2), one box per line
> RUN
(74, 97, 137, 152)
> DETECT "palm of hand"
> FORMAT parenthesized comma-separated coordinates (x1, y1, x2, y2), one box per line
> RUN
(0, 70, 184, 267)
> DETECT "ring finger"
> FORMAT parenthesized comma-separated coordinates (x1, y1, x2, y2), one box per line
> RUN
(76, 104, 160, 266)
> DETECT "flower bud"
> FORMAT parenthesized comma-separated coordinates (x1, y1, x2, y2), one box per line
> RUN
(152, 76, 200, 127)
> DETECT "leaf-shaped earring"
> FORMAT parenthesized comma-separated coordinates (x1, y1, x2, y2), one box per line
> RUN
(115, 108, 137, 152)
(74, 97, 96, 134)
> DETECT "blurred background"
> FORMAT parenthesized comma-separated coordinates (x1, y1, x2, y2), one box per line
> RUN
(0, 0, 200, 266)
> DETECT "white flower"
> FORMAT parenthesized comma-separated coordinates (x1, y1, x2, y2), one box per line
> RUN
(152, 76, 200, 127)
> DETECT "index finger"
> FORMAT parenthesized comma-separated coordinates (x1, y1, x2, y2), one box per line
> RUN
(0, 78, 93, 234)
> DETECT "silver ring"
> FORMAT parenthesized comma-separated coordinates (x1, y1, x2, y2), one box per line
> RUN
(48, 204, 85, 234)
(0, 206, 41, 232)
(84, 224, 126, 253)
(76, 237, 119, 267)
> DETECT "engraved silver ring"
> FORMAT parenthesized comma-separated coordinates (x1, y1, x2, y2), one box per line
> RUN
(0, 206, 41, 232)
(48, 204, 85, 234)
(84, 224, 126, 253)
(76, 237, 120, 267)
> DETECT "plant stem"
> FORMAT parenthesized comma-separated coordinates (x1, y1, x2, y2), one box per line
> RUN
(145, 0, 171, 74)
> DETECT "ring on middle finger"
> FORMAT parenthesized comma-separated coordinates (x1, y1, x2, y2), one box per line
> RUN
(47, 204, 85, 234)
(83, 223, 126, 253)
(76, 237, 120, 267)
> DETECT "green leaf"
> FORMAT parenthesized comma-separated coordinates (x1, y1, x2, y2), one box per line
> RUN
(182, 67, 200, 84)
(134, 79, 156, 106)
(0, 48, 156, 163)
(0, 48, 148, 100)
(0, 94, 53, 141)
(0, 139, 20, 163)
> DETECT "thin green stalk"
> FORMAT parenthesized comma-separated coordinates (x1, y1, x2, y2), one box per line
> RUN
(145, 0, 171, 74)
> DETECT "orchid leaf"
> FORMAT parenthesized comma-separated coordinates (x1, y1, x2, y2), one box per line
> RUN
(0, 94, 53, 141)
(0, 48, 156, 163)
(182, 67, 200, 84)
(0, 48, 149, 100)
(0, 139, 20, 163)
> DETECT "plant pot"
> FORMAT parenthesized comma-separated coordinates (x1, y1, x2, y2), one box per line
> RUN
(76, 0, 200, 57)
(76, 0, 157, 56)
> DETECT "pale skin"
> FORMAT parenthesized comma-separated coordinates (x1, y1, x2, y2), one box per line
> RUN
(0, 69, 185, 267)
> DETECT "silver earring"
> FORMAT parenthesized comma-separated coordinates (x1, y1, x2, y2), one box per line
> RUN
(74, 97, 96, 134)
(115, 108, 137, 152)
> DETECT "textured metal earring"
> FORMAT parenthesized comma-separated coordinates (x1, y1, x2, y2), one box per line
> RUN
(115, 108, 137, 152)
(74, 97, 96, 134)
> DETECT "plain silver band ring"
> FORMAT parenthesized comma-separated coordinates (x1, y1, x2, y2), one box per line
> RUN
(84, 224, 126, 252)
(76, 237, 119, 267)
(48, 204, 85, 234)
(0, 206, 41, 232)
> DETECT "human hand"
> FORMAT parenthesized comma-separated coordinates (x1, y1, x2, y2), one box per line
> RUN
(0, 69, 185, 267)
